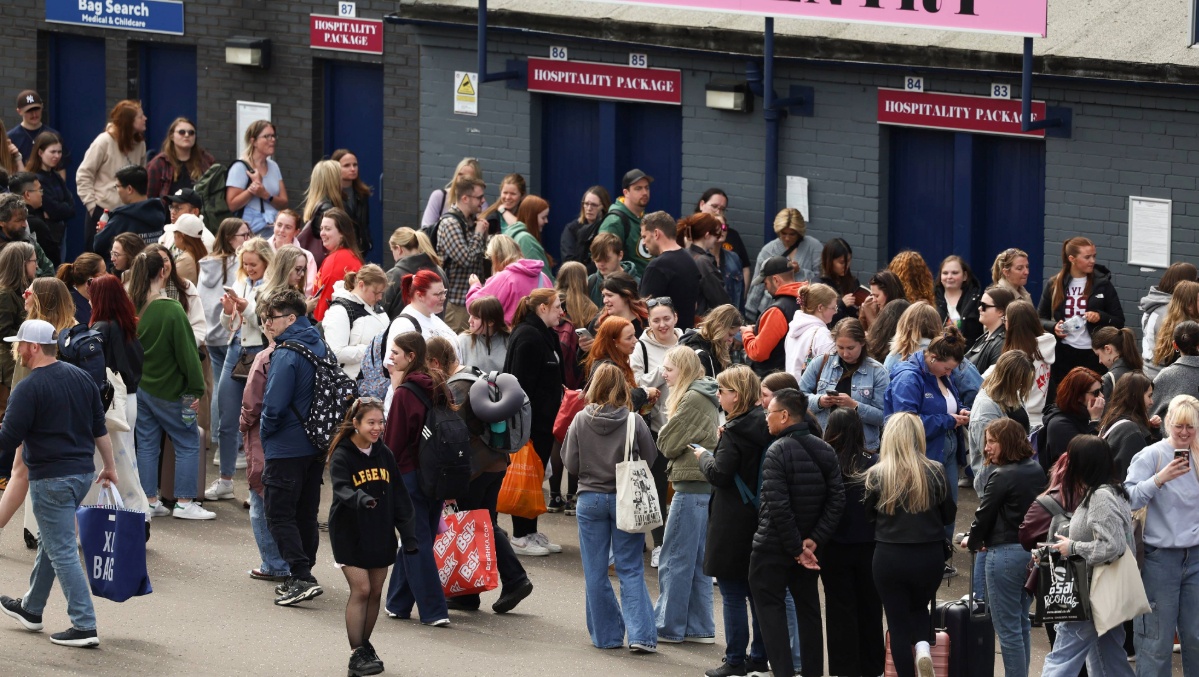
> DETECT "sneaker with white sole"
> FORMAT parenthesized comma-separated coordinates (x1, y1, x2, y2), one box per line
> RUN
(530, 532, 562, 554)
(148, 500, 171, 518)
(204, 479, 235, 501)
(651, 545, 662, 568)
(1, 595, 43, 631)
(510, 536, 550, 557)
(914, 640, 934, 677)
(235, 452, 247, 470)
(213, 450, 220, 466)
(173, 502, 216, 520)
(50, 627, 99, 648)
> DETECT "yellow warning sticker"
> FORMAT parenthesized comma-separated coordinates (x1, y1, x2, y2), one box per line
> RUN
(457, 73, 476, 96)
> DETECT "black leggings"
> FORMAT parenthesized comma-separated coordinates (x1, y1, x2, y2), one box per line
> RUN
(511, 430, 553, 538)
(873, 541, 944, 677)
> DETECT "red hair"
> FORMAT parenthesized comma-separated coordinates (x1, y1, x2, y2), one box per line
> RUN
(108, 100, 145, 154)
(88, 274, 138, 338)
(584, 316, 637, 388)
(401, 269, 442, 304)
(675, 212, 721, 247)
(514, 195, 549, 241)
(1056, 367, 1101, 418)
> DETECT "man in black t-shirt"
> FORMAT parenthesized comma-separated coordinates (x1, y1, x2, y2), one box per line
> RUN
(7, 91, 65, 172)
(639, 211, 701, 330)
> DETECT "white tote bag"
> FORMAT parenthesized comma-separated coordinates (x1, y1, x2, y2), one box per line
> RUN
(1090, 545, 1151, 637)
(614, 413, 663, 534)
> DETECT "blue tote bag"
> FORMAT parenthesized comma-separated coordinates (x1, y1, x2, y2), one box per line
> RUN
(76, 486, 152, 602)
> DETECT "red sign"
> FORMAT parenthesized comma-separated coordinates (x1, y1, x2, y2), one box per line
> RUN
(877, 88, 1047, 139)
(527, 57, 681, 105)
(309, 15, 383, 55)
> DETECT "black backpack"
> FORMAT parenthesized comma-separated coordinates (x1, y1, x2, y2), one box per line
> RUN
(192, 160, 249, 233)
(57, 324, 114, 409)
(400, 381, 473, 501)
(277, 339, 358, 452)
(420, 208, 470, 253)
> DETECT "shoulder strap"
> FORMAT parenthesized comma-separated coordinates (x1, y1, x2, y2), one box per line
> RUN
(400, 380, 434, 411)
(638, 340, 649, 370)
(623, 413, 637, 462)
(1035, 494, 1067, 517)
(1100, 418, 1133, 440)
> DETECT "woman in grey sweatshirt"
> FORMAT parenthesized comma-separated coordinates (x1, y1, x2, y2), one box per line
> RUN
(1150, 320, 1199, 420)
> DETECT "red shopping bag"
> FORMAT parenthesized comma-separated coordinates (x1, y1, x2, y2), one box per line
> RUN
(433, 509, 499, 598)
(552, 389, 585, 442)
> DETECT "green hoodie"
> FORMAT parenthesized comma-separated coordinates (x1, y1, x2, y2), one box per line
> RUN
(587, 260, 638, 305)
(598, 201, 647, 278)
(656, 377, 720, 486)
(502, 220, 555, 283)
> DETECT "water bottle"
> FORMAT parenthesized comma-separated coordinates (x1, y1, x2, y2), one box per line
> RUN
(181, 395, 197, 426)
(96, 209, 110, 231)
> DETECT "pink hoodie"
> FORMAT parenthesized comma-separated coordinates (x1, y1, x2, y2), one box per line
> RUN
(465, 259, 552, 325)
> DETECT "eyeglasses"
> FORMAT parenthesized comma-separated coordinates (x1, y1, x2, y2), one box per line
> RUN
(359, 397, 383, 405)
(176, 129, 196, 137)
(258, 134, 277, 140)
(263, 314, 293, 323)
(21, 289, 32, 298)
(234, 230, 253, 238)
(646, 297, 673, 309)
(24, 188, 43, 195)
(766, 407, 785, 417)
(463, 193, 484, 201)
(582, 201, 603, 209)
(427, 290, 448, 298)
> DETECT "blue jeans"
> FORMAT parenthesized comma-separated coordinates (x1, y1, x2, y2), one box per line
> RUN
(972, 551, 987, 601)
(208, 343, 229, 446)
(385, 471, 447, 623)
(715, 578, 800, 666)
(24, 473, 97, 631)
(249, 491, 289, 577)
(985, 543, 1033, 677)
(217, 341, 259, 477)
(136, 389, 201, 500)
(1136, 543, 1199, 677)
(575, 491, 656, 649)
(654, 491, 715, 641)
(1042, 619, 1134, 677)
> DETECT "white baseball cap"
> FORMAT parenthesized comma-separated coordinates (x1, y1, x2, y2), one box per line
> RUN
(165, 213, 216, 251)
(4, 319, 56, 345)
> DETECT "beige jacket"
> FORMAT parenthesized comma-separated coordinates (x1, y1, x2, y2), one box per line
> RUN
(76, 125, 147, 212)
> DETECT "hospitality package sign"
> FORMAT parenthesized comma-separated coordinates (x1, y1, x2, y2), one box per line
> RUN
(310, 14, 384, 55)
(526, 58, 682, 105)
(877, 88, 1048, 139)
(46, 0, 185, 35)
(576, 0, 1047, 37)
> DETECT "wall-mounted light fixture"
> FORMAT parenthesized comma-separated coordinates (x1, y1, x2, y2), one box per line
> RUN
(705, 81, 752, 113)
(225, 37, 271, 68)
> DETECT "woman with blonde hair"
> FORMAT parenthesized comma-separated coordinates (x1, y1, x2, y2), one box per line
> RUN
(562, 361, 659, 652)
(888, 250, 937, 307)
(76, 100, 146, 251)
(384, 226, 446, 319)
(863, 412, 956, 677)
(465, 233, 552, 324)
(746, 207, 822, 320)
(784, 283, 838, 380)
(557, 261, 599, 329)
(421, 157, 483, 228)
(882, 301, 944, 370)
(295, 160, 348, 266)
(225, 120, 287, 236)
(146, 116, 214, 197)
(991, 247, 1032, 304)
(681, 303, 743, 378)
(323, 263, 389, 379)
(653, 346, 719, 643)
(968, 351, 1035, 492)
(1148, 279, 1199, 375)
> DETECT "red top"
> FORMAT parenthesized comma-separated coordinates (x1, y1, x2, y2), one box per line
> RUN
(313, 247, 362, 321)
(384, 372, 433, 475)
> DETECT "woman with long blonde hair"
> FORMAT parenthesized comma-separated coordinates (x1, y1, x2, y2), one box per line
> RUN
(296, 160, 349, 265)
(653, 346, 719, 642)
(421, 157, 483, 228)
(882, 301, 943, 370)
(991, 247, 1032, 304)
(556, 261, 598, 328)
(863, 412, 957, 677)
(684, 303, 743, 378)
(1150, 279, 1199, 373)
(384, 227, 447, 319)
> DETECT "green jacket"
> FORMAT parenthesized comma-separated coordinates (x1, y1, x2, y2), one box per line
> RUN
(598, 201, 647, 278)
(586, 260, 638, 306)
(656, 377, 720, 483)
(137, 298, 205, 402)
(0, 289, 23, 384)
(502, 220, 555, 283)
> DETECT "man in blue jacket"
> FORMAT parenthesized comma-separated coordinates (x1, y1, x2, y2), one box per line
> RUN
(259, 289, 327, 606)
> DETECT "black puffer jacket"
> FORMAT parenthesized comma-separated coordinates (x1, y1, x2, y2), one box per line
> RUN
(751, 423, 845, 558)
(698, 406, 774, 579)
(936, 276, 983, 346)
(966, 457, 1047, 550)
(1037, 264, 1125, 333)
(504, 311, 564, 436)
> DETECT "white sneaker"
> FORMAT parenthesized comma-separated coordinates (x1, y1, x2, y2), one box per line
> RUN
(212, 450, 220, 466)
(915, 640, 934, 677)
(651, 546, 662, 568)
(204, 479, 235, 501)
(148, 500, 171, 518)
(510, 536, 550, 557)
(235, 452, 247, 470)
(173, 501, 216, 520)
(531, 532, 562, 554)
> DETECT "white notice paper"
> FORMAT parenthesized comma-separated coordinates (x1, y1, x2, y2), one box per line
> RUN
(236, 101, 271, 153)
(1128, 196, 1171, 269)
(786, 176, 809, 221)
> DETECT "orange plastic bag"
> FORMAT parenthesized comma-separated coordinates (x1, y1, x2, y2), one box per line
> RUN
(496, 442, 546, 520)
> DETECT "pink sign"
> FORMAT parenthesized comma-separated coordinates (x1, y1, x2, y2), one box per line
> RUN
(527, 58, 682, 105)
(579, 0, 1046, 38)
(878, 88, 1047, 138)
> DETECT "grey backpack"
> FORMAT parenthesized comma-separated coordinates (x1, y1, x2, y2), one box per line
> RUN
(468, 371, 532, 453)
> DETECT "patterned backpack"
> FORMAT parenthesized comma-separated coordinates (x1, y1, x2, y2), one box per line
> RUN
(357, 328, 391, 399)
(277, 339, 357, 452)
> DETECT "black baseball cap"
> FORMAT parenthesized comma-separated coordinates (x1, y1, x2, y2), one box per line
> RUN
(165, 188, 203, 209)
(622, 169, 654, 190)
(752, 256, 793, 285)
(16, 90, 42, 113)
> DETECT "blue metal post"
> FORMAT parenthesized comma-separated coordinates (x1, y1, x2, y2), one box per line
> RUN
(477, 0, 519, 83)
(764, 17, 779, 242)
(1021, 37, 1034, 131)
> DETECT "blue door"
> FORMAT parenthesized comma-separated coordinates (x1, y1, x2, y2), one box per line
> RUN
(324, 61, 384, 263)
(972, 136, 1046, 302)
(49, 34, 107, 261)
(139, 44, 198, 161)
(538, 96, 682, 262)
(887, 128, 955, 265)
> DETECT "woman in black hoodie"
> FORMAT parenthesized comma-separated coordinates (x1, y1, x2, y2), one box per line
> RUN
(1042, 367, 1105, 474)
(328, 397, 417, 677)
(503, 288, 565, 551)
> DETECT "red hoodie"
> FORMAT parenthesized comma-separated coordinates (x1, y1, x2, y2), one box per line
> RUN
(741, 281, 806, 363)
(385, 371, 435, 474)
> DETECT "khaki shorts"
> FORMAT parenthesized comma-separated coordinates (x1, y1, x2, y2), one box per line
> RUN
(443, 302, 470, 333)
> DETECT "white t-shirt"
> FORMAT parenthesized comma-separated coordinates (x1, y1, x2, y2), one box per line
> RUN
(1063, 276, 1090, 349)
(386, 307, 461, 363)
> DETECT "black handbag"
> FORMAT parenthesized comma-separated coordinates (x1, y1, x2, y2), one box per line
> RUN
(229, 350, 255, 383)
(1034, 549, 1091, 625)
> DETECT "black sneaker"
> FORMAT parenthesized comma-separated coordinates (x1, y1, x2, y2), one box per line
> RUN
(50, 627, 99, 648)
(1, 595, 43, 631)
(23, 528, 37, 550)
(348, 646, 383, 676)
(447, 596, 480, 611)
(705, 659, 748, 677)
(492, 579, 534, 614)
(362, 640, 383, 670)
(564, 495, 577, 516)
(943, 563, 959, 579)
(546, 495, 566, 513)
(745, 660, 770, 677)
(275, 578, 323, 606)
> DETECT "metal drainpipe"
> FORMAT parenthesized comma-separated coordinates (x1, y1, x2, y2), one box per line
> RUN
(763, 17, 779, 243)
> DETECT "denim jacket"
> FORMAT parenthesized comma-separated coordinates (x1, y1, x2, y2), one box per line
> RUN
(799, 353, 889, 450)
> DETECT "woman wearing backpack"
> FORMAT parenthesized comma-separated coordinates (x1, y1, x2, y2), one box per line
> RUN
(323, 264, 389, 380)
(382, 331, 451, 627)
(225, 120, 288, 237)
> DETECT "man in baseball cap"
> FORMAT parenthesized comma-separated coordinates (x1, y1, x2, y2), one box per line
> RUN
(0, 319, 116, 648)
(742, 256, 803, 375)
(598, 168, 654, 278)
(7, 90, 63, 168)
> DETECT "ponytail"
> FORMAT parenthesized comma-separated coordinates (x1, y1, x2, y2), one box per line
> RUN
(798, 282, 837, 313)
(1051, 237, 1094, 311)
(401, 269, 440, 305)
(512, 288, 558, 326)
(1091, 326, 1143, 372)
(55, 253, 104, 288)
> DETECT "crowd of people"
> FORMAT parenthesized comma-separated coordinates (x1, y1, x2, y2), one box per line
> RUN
(0, 100, 1195, 676)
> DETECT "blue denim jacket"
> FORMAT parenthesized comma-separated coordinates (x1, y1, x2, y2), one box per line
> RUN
(799, 353, 889, 450)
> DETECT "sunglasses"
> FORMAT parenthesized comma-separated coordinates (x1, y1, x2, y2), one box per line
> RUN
(176, 129, 196, 137)
(1088, 388, 1102, 397)
(646, 297, 674, 309)
(978, 302, 996, 311)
